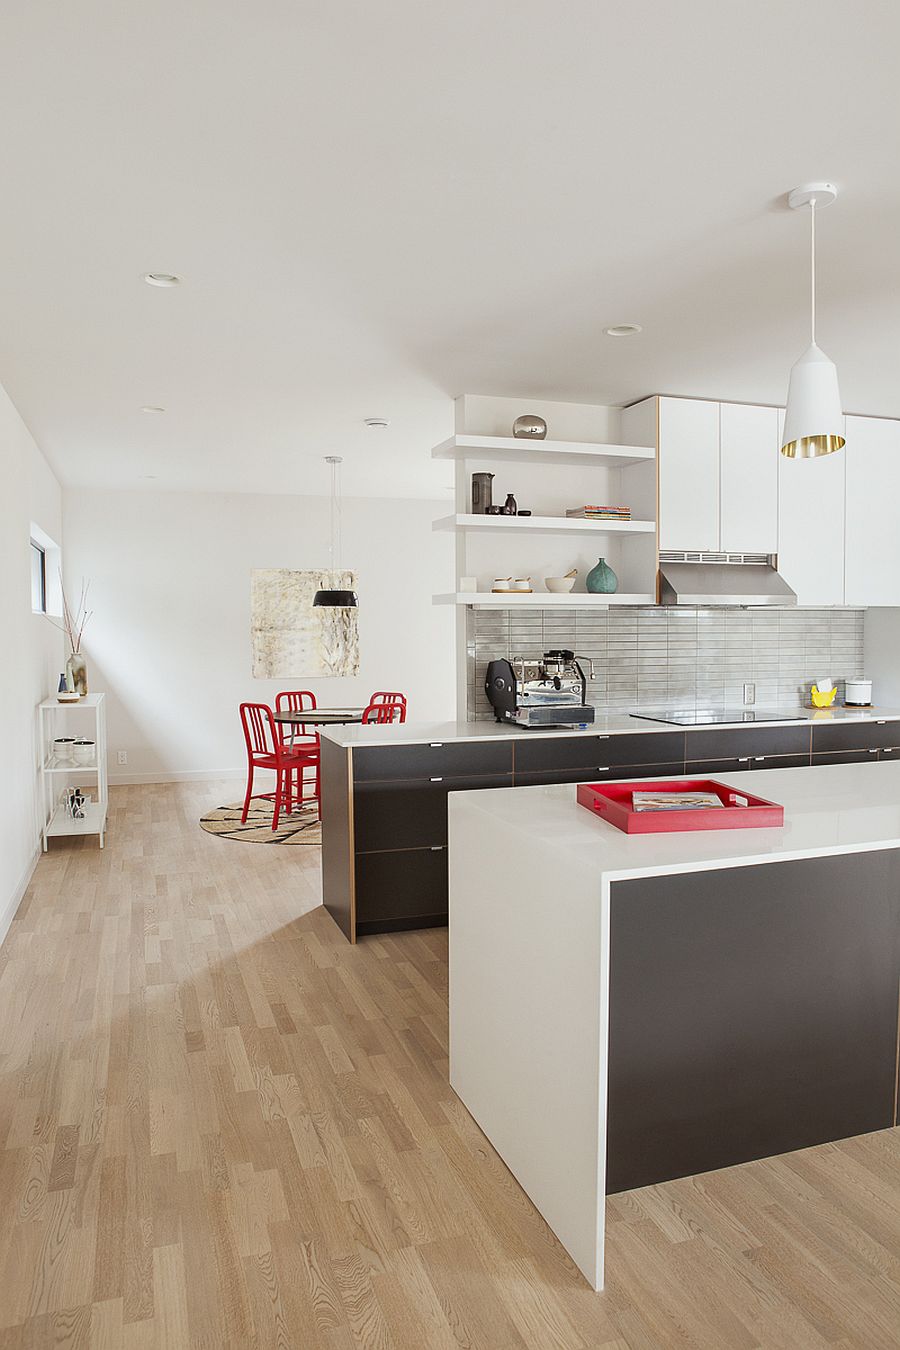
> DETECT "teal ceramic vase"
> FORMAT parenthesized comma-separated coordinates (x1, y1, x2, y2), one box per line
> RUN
(585, 557, 618, 594)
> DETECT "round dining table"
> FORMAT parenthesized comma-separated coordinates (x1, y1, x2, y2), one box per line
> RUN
(272, 707, 366, 728)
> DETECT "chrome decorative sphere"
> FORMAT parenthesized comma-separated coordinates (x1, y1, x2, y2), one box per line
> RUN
(512, 414, 547, 440)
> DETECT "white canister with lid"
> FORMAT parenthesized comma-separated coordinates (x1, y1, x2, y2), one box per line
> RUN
(845, 677, 873, 706)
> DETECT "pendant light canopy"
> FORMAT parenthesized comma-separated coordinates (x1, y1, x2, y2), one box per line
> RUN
(781, 182, 845, 459)
(313, 456, 358, 608)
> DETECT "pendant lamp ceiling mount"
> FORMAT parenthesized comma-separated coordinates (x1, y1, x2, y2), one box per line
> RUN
(787, 182, 837, 211)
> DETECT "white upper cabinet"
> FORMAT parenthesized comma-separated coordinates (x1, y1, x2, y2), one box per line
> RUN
(658, 398, 720, 551)
(719, 404, 779, 553)
(777, 410, 846, 605)
(844, 415, 900, 606)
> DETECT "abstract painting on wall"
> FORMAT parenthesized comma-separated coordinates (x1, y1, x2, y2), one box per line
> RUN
(251, 569, 360, 678)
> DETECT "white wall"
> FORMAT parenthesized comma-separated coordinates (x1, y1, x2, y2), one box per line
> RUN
(0, 383, 63, 934)
(62, 488, 455, 782)
(864, 609, 900, 706)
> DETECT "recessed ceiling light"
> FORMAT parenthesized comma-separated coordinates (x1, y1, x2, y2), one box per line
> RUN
(604, 324, 642, 337)
(143, 273, 181, 287)
(364, 416, 390, 428)
(140, 405, 165, 414)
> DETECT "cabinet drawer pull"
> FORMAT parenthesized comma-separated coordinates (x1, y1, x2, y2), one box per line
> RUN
(597, 734, 610, 741)
(430, 776, 443, 782)
(429, 742, 444, 747)
(869, 748, 879, 754)
(754, 756, 764, 762)
(430, 845, 443, 851)
(738, 757, 750, 763)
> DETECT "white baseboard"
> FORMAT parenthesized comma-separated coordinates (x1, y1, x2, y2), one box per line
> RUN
(108, 768, 250, 786)
(0, 847, 40, 951)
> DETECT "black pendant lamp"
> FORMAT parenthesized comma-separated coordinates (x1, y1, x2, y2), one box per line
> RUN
(313, 455, 358, 608)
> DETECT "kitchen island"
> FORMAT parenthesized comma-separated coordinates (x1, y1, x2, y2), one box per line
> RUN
(319, 708, 900, 940)
(448, 759, 900, 1290)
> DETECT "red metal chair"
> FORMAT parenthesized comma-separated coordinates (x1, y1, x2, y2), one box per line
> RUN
(362, 702, 405, 724)
(275, 690, 320, 816)
(367, 691, 407, 722)
(239, 702, 318, 830)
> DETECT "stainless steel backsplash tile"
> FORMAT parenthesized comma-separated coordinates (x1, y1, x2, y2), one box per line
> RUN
(468, 607, 866, 720)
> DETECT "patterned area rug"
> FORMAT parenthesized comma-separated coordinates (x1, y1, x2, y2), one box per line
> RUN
(199, 797, 322, 845)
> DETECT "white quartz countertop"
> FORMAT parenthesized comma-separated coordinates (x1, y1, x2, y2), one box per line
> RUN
(446, 759, 900, 882)
(321, 706, 900, 749)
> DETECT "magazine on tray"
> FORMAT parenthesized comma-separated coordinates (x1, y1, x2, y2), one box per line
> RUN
(631, 790, 724, 813)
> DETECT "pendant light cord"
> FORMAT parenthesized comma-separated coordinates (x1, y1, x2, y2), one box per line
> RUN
(809, 196, 817, 345)
(325, 455, 343, 577)
(329, 459, 336, 571)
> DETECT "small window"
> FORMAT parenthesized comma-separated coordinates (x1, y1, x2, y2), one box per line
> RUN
(30, 540, 47, 613)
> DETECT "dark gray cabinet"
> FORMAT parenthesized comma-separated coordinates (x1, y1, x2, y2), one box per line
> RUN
(811, 720, 896, 754)
(354, 740, 513, 782)
(355, 847, 448, 935)
(514, 730, 685, 775)
(685, 724, 811, 762)
(322, 719, 900, 941)
(516, 762, 684, 787)
(353, 773, 512, 852)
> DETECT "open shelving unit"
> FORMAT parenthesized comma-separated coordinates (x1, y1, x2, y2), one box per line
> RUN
(39, 692, 108, 849)
(435, 399, 659, 611)
(433, 512, 656, 536)
(435, 592, 656, 608)
(432, 433, 655, 468)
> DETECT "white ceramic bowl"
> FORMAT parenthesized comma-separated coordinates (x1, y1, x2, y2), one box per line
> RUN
(545, 577, 576, 594)
(73, 740, 95, 765)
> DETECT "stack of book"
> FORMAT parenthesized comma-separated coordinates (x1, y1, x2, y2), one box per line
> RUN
(566, 504, 632, 521)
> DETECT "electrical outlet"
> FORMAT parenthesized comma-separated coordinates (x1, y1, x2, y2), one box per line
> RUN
(117, 750, 128, 765)
(743, 682, 756, 705)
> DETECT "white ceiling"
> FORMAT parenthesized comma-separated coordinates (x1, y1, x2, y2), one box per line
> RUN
(2, 0, 899, 499)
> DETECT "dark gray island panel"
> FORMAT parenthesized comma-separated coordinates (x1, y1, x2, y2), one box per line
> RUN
(606, 850, 900, 1194)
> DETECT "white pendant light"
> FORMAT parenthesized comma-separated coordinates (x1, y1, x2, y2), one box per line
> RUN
(781, 182, 845, 459)
(313, 456, 358, 607)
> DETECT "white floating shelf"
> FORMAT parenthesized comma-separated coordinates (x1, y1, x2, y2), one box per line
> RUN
(434, 512, 655, 536)
(46, 800, 108, 838)
(434, 592, 656, 608)
(431, 434, 655, 468)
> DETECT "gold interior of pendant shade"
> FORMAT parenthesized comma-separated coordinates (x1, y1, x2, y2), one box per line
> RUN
(780, 432, 846, 460)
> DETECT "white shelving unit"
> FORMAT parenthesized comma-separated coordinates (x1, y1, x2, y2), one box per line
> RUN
(39, 692, 108, 849)
(435, 592, 656, 608)
(433, 512, 656, 536)
(435, 398, 660, 612)
(432, 434, 655, 467)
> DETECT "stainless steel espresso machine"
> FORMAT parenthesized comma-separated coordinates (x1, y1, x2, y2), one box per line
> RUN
(485, 649, 595, 728)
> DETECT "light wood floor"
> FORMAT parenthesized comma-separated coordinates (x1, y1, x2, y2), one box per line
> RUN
(1, 780, 899, 1349)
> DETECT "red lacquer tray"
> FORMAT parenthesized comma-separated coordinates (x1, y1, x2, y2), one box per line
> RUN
(576, 778, 784, 834)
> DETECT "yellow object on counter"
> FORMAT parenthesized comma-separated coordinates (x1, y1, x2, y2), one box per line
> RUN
(810, 683, 838, 708)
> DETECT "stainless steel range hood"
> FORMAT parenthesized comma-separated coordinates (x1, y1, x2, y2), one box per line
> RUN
(658, 552, 797, 607)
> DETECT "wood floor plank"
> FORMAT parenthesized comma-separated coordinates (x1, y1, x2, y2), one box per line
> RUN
(0, 778, 897, 1349)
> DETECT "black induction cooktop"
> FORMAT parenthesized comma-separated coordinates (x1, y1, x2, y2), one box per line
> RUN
(630, 708, 802, 727)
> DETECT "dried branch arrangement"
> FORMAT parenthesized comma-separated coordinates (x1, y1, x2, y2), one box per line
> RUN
(47, 576, 92, 654)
